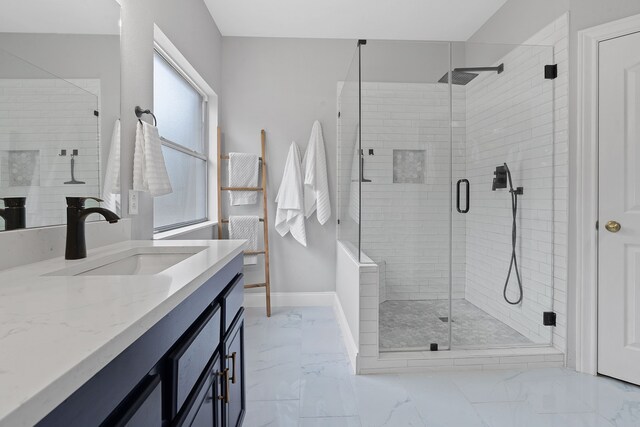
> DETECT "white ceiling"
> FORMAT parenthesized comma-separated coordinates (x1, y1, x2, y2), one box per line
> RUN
(0, 0, 120, 35)
(204, 0, 507, 40)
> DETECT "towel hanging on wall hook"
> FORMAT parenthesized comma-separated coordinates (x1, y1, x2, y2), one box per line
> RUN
(134, 106, 157, 126)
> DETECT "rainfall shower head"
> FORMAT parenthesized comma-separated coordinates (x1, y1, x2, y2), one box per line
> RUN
(438, 70, 478, 85)
(438, 63, 504, 86)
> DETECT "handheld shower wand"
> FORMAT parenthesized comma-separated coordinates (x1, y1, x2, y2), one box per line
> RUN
(492, 163, 524, 305)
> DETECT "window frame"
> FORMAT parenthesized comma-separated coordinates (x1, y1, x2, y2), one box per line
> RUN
(152, 47, 209, 233)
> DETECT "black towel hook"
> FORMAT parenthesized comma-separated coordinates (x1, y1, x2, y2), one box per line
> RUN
(135, 106, 157, 126)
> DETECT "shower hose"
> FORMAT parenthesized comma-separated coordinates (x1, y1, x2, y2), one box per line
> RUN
(503, 163, 523, 305)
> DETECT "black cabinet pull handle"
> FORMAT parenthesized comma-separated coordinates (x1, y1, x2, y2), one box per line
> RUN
(456, 179, 470, 213)
(227, 352, 237, 384)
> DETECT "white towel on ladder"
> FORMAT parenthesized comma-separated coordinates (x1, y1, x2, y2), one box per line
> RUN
(302, 120, 331, 224)
(275, 142, 307, 246)
(229, 215, 260, 265)
(133, 121, 172, 197)
(229, 152, 259, 205)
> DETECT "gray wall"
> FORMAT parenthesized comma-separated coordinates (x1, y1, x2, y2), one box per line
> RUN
(120, 0, 223, 239)
(468, 0, 640, 368)
(220, 37, 355, 293)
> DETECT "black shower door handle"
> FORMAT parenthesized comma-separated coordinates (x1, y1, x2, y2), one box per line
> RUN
(456, 179, 470, 213)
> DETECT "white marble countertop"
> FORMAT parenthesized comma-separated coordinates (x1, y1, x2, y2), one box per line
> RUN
(0, 239, 246, 427)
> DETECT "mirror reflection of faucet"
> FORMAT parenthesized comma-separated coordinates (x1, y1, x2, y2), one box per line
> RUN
(0, 197, 27, 230)
(62, 149, 85, 185)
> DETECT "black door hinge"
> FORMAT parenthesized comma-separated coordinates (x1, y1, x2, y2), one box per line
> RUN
(544, 64, 558, 79)
(338, 111, 341, 118)
(337, 219, 341, 225)
(543, 312, 556, 326)
(93, 110, 99, 117)
(596, 220, 599, 230)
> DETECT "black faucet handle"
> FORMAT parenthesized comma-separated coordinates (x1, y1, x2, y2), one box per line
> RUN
(66, 196, 104, 208)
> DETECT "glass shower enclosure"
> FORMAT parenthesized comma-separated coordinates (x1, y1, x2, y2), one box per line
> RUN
(337, 39, 555, 352)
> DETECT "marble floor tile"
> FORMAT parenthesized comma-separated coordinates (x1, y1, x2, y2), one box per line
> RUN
(244, 307, 640, 427)
(298, 416, 362, 426)
(350, 374, 426, 426)
(449, 369, 529, 403)
(246, 358, 301, 401)
(396, 374, 488, 427)
(243, 399, 299, 427)
(473, 401, 615, 427)
(300, 353, 358, 417)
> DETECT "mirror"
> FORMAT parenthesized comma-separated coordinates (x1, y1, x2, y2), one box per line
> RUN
(0, 0, 121, 231)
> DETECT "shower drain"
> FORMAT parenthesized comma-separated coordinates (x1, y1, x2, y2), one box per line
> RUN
(438, 317, 453, 323)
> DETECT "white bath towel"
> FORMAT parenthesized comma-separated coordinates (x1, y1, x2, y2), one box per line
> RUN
(349, 127, 360, 224)
(275, 142, 307, 247)
(302, 120, 331, 224)
(229, 215, 260, 265)
(133, 121, 172, 197)
(229, 152, 259, 205)
(102, 119, 120, 212)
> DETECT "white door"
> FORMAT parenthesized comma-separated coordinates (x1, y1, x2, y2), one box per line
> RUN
(598, 31, 640, 385)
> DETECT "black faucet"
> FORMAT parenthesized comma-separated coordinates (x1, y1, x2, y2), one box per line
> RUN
(0, 197, 27, 231)
(66, 197, 120, 260)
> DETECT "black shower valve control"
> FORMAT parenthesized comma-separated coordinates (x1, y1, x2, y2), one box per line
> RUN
(512, 186, 524, 195)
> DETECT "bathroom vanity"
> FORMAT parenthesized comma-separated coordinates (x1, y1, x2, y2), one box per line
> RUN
(0, 240, 247, 427)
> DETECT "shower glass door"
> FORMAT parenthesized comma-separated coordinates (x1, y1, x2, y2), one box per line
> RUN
(448, 42, 556, 349)
(359, 40, 454, 351)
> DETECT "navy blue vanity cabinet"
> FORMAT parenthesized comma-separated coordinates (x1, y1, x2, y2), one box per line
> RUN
(222, 310, 245, 427)
(172, 354, 223, 427)
(101, 374, 163, 427)
(168, 303, 222, 418)
(35, 253, 245, 427)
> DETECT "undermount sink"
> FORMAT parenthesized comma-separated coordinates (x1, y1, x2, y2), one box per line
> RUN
(46, 246, 208, 277)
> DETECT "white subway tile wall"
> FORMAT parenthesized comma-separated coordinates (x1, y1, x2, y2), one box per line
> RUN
(358, 82, 467, 301)
(463, 46, 555, 346)
(0, 79, 101, 228)
(463, 15, 568, 349)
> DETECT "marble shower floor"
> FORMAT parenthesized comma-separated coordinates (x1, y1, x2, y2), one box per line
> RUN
(243, 306, 640, 427)
(379, 299, 533, 350)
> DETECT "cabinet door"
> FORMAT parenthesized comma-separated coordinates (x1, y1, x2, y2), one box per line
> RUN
(102, 374, 162, 427)
(175, 354, 223, 427)
(222, 310, 245, 427)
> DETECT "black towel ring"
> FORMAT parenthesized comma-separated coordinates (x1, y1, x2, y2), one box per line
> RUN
(135, 106, 157, 126)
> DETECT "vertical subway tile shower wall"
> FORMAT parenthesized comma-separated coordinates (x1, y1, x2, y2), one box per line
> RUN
(359, 83, 467, 301)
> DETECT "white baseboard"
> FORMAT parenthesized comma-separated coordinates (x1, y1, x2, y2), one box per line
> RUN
(244, 291, 336, 308)
(333, 294, 359, 374)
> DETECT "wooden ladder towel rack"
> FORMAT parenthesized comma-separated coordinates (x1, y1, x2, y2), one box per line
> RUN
(217, 128, 271, 317)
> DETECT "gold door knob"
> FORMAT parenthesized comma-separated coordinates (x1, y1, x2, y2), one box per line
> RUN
(605, 220, 621, 233)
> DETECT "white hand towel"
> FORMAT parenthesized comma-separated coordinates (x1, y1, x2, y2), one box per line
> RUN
(229, 215, 260, 265)
(349, 127, 360, 224)
(302, 120, 331, 224)
(275, 142, 307, 247)
(102, 119, 120, 212)
(133, 121, 172, 197)
(229, 152, 259, 205)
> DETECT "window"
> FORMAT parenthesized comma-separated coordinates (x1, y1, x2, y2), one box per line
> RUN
(153, 50, 208, 232)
